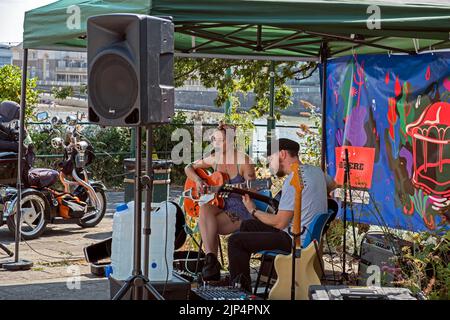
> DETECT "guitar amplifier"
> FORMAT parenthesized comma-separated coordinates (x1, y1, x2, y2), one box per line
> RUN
(357, 231, 412, 286)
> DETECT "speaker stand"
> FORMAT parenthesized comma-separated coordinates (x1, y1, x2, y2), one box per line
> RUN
(340, 148, 357, 284)
(0, 243, 13, 257)
(112, 126, 163, 300)
(142, 125, 153, 279)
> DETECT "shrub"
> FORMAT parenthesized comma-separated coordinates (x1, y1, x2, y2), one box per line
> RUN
(0, 64, 38, 119)
(28, 112, 191, 188)
(51, 86, 74, 100)
(393, 230, 449, 300)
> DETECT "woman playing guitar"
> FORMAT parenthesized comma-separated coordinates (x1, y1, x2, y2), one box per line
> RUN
(184, 122, 256, 281)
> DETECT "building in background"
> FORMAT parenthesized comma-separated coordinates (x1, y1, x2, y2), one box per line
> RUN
(10, 43, 321, 115)
(0, 43, 13, 67)
(12, 44, 87, 93)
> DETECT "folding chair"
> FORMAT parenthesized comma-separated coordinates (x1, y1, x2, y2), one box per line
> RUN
(253, 198, 339, 298)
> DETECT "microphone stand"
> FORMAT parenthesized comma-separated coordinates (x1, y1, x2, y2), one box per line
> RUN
(340, 148, 357, 283)
(2, 49, 32, 271)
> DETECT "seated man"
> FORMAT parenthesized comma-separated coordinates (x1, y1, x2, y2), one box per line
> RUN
(228, 138, 335, 292)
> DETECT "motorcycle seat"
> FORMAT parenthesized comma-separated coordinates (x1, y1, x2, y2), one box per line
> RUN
(28, 168, 59, 188)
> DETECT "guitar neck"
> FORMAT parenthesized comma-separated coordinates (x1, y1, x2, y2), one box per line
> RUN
(229, 179, 271, 190)
(221, 187, 278, 207)
(292, 191, 302, 247)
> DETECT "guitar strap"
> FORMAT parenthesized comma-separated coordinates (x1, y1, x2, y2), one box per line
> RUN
(292, 164, 304, 248)
(290, 162, 304, 300)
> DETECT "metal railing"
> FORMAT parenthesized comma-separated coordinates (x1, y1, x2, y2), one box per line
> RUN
(26, 121, 315, 160)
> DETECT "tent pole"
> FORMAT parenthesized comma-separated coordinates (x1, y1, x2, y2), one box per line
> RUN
(224, 68, 232, 116)
(320, 43, 328, 171)
(267, 61, 276, 156)
(3, 48, 33, 271)
(15, 48, 28, 261)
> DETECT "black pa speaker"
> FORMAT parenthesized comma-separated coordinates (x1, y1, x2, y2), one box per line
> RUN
(87, 14, 174, 126)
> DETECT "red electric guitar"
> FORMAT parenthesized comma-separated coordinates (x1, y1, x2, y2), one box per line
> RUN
(183, 168, 277, 217)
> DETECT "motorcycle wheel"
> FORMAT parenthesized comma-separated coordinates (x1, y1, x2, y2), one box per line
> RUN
(77, 186, 106, 228)
(7, 190, 48, 240)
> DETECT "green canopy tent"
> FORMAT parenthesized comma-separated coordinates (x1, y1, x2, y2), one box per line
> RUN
(23, 0, 450, 58)
(20, 0, 450, 166)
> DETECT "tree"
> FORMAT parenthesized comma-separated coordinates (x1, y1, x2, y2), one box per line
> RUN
(296, 100, 322, 166)
(79, 83, 87, 95)
(174, 58, 317, 122)
(52, 86, 74, 100)
(0, 64, 39, 119)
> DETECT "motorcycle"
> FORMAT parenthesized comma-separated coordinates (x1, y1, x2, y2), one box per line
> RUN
(0, 110, 107, 240)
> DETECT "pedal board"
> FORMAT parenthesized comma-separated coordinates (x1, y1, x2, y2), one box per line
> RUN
(309, 285, 417, 300)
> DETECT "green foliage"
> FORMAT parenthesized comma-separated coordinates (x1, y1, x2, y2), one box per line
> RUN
(296, 100, 322, 166)
(79, 84, 87, 95)
(153, 111, 189, 156)
(28, 112, 191, 188)
(221, 100, 255, 150)
(29, 129, 57, 156)
(344, 193, 449, 299)
(86, 126, 132, 187)
(153, 112, 191, 185)
(325, 220, 345, 250)
(175, 58, 316, 154)
(175, 58, 316, 120)
(51, 86, 74, 100)
(394, 230, 449, 300)
(0, 64, 39, 119)
(29, 124, 131, 188)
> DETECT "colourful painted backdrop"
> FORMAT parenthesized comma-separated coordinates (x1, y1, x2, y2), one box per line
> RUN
(325, 52, 449, 232)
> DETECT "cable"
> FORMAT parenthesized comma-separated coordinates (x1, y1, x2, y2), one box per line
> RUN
(161, 200, 169, 297)
(182, 246, 198, 277)
(161, 133, 171, 297)
(2, 206, 85, 262)
(21, 235, 84, 261)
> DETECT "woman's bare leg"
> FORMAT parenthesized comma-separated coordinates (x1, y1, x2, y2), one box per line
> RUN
(217, 213, 241, 235)
(198, 204, 223, 256)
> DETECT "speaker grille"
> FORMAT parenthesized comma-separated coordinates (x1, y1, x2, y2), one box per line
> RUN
(89, 53, 138, 120)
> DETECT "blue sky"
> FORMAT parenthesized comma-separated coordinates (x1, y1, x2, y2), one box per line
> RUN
(0, 0, 55, 44)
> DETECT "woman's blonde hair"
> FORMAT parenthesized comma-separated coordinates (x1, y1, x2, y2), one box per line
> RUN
(215, 120, 237, 145)
(217, 120, 236, 132)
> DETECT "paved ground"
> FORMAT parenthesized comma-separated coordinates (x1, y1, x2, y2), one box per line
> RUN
(0, 192, 123, 299)
(0, 190, 186, 299)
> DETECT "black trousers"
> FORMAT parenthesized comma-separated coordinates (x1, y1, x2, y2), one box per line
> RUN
(228, 219, 291, 291)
